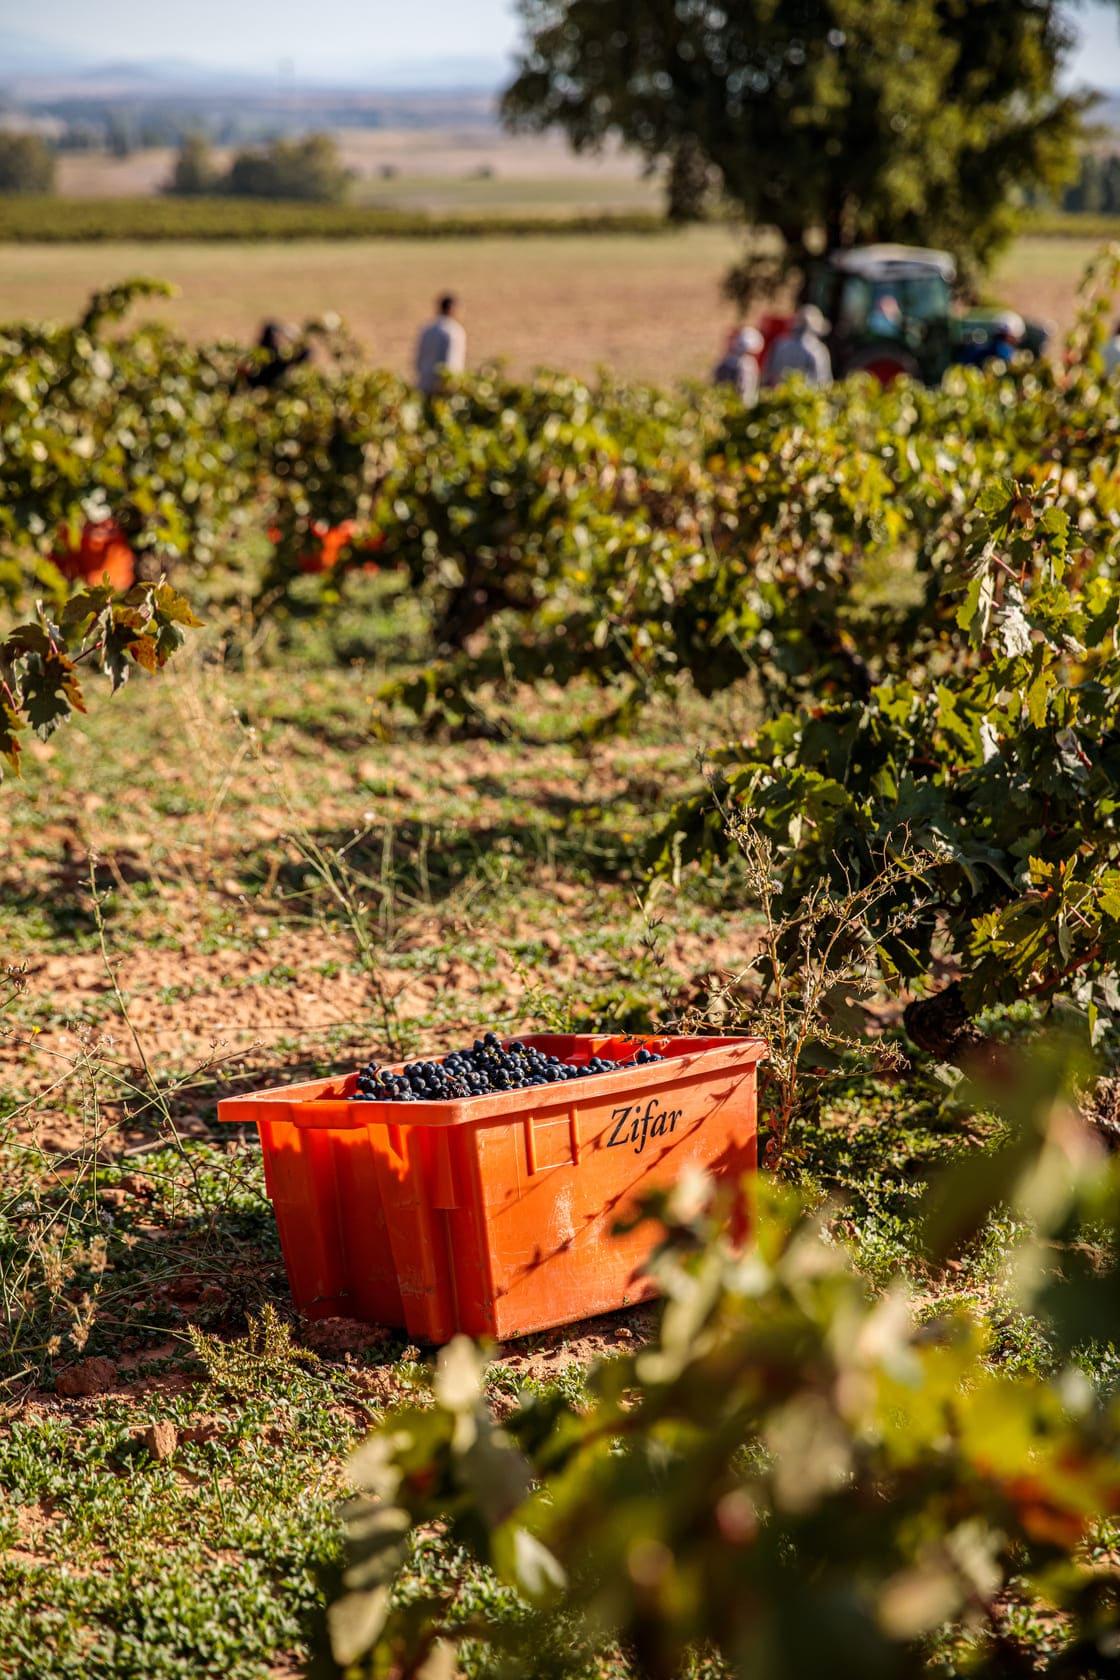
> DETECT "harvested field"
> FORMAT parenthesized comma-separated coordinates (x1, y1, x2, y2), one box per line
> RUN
(0, 227, 1102, 383)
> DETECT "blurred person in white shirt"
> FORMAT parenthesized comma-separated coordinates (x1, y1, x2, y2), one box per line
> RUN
(712, 326, 764, 404)
(416, 293, 466, 395)
(763, 304, 833, 389)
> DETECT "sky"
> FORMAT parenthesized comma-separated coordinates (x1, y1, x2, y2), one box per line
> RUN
(1073, 0, 1120, 85)
(4, 0, 520, 79)
(5, 0, 1120, 86)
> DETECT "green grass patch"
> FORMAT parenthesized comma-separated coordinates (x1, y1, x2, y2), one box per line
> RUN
(0, 195, 670, 243)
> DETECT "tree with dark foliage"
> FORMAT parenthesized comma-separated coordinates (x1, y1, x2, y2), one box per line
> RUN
(0, 133, 56, 195)
(502, 0, 1112, 296)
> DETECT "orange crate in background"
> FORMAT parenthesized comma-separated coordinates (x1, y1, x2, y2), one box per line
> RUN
(218, 1032, 765, 1343)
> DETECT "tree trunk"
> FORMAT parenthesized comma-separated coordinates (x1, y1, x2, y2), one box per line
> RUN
(435, 563, 518, 650)
(903, 981, 995, 1067)
(1081, 1077, 1120, 1151)
(907, 983, 1120, 1152)
(665, 136, 715, 224)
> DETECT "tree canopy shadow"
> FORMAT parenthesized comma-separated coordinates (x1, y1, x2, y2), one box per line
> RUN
(237, 809, 638, 920)
(0, 844, 157, 939)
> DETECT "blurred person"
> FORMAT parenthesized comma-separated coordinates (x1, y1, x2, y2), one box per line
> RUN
(763, 304, 832, 388)
(416, 293, 466, 396)
(245, 319, 308, 390)
(712, 325, 764, 402)
(867, 292, 903, 337)
(1106, 319, 1120, 379)
(989, 309, 1026, 365)
(956, 309, 1026, 371)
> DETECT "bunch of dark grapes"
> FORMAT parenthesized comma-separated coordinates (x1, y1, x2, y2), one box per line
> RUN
(352, 1032, 662, 1103)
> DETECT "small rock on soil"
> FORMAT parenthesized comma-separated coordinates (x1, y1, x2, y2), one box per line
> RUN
(140, 1420, 179, 1460)
(56, 1356, 117, 1397)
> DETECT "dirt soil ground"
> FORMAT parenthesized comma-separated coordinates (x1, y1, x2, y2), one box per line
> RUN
(0, 640, 763, 1675)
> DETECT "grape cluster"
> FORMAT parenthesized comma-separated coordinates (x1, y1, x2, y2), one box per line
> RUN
(351, 1032, 663, 1104)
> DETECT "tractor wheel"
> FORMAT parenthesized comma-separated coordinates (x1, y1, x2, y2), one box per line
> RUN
(847, 347, 920, 387)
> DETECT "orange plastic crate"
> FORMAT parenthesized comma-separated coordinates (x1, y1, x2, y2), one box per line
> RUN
(217, 1032, 764, 1342)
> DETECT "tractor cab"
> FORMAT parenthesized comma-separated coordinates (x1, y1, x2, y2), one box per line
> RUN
(756, 243, 1050, 389)
(802, 244, 957, 385)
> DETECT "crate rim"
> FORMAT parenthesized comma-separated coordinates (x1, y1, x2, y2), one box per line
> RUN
(216, 1030, 767, 1132)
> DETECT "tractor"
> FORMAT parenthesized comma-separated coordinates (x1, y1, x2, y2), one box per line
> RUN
(758, 244, 1051, 387)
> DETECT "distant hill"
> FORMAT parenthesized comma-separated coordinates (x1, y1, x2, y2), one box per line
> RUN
(0, 30, 507, 105)
(70, 58, 283, 92)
